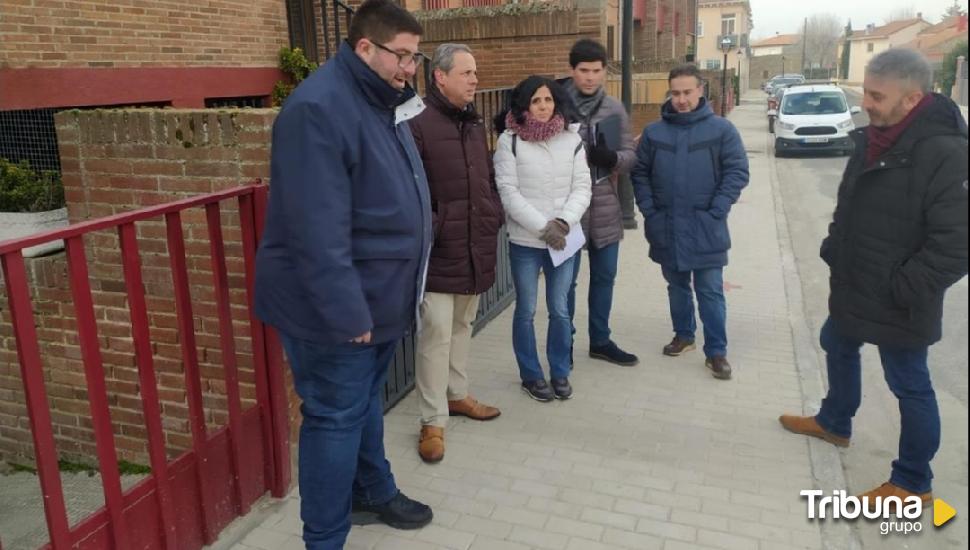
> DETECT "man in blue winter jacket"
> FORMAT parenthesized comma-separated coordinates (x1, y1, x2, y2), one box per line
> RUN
(631, 64, 749, 380)
(253, 0, 434, 547)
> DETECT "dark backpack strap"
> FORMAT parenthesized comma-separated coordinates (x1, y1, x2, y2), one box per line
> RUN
(512, 134, 517, 156)
(575, 141, 584, 156)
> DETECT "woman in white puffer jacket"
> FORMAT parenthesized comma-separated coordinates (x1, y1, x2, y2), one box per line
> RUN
(493, 75, 592, 403)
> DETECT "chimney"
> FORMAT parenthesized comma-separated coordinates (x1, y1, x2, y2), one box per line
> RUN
(866, 23, 875, 34)
(916, 11, 922, 20)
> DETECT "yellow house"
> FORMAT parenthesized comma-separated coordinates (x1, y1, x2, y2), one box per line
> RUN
(697, 0, 753, 92)
(846, 17, 931, 84)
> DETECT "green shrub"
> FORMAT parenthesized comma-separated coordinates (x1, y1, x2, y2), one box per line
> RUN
(0, 158, 65, 213)
(272, 47, 318, 107)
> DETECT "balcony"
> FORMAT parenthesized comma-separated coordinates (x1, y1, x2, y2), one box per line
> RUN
(716, 33, 749, 49)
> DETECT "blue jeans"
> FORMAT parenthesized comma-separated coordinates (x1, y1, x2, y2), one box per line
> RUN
(510, 243, 576, 382)
(280, 334, 400, 550)
(814, 317, 939, 494)
(661, 266, 727, 358)
(568, 242, 620, 347)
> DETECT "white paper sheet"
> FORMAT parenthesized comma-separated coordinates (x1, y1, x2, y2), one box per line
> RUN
(548, 224, 585, 267)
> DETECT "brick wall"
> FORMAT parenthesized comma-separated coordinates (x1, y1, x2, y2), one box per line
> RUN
(748, 51, 804, 89)
(416, 3, 605, 90)
(634, 0, 693, 67)
(0, 0, 288, 68)
(0, 108, 290, 466)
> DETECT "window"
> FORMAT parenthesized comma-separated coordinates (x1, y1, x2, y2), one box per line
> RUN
(867, 43, 874, 52)
(205, 96, 267, 108)
(674, 11, 681, 36)
(705, 59, 722, 70)
(284, 0, 319, 63)
(721, 13, 736, 36)
(697, 20, 704, 37)
(782, 92, 848, 115)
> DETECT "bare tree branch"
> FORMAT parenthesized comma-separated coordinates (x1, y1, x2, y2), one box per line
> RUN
(802, 13, 842, 70)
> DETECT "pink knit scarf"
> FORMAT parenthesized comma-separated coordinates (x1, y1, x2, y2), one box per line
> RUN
(505, 111, 566, 142)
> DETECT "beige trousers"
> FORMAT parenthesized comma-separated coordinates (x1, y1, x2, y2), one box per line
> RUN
(416, 292, 481, 427)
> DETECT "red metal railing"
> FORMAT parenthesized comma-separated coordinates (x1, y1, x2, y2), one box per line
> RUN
(0, 184, 289, 550)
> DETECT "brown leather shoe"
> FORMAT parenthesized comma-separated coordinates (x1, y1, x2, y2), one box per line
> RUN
(663, 336, 696, 356)
(778, 414, 850, 447)
(448, 396, 501, 421)
(858, 482, 932, 515)
(705, 356, 732, 380)
(418, 426, 444, 463)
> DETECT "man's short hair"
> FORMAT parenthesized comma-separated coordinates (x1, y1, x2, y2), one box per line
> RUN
(569, 39, 608, 68)
(865, 48, 933, 94)
(431, 43, 473, 75)
(348, 0, 423, 49)
(668, 64, 703, 85)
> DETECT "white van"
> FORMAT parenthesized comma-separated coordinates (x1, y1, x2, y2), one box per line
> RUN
(773, 84, 862, 157)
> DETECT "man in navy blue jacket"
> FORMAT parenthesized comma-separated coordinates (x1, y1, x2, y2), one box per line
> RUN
(632, 64, 749, 380)
(254, 0, 433, 547)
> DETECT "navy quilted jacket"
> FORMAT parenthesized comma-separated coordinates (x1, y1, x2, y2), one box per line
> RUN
(631, 97, 749, 270)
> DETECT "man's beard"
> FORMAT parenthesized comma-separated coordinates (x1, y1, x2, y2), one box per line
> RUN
(869, 100, 906, 128)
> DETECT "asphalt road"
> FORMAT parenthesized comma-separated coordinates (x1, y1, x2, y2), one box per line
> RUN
(770, 88, 968, 549)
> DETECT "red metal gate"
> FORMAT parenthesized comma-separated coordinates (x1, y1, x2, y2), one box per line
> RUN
(0, 184, 289, 550)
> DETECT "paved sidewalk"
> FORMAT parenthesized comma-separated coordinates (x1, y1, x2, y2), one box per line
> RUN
(224, 98, 828, 550)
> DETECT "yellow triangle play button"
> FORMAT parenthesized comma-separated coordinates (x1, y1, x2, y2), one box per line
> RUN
(934, 499, 956, 527)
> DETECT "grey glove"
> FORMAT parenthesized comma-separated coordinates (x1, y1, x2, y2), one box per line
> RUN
(540, 218, 570, 251)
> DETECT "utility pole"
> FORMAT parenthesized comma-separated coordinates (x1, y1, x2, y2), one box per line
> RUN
(622, 0, 633, 113)
(801, 17, 808, 75)
(619, 0, 637, 229)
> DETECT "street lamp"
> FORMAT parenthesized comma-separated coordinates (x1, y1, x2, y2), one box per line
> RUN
(736, 50, 742, 106)
(720, 36, 734, 116)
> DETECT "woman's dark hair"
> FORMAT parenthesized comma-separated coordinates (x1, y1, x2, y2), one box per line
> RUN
(493, 75, 574, 133)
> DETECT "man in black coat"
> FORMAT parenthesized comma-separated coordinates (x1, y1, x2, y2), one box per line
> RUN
(780, 49, 968, 507)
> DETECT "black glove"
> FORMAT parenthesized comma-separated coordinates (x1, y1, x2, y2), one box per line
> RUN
(587, 134, 618, 170)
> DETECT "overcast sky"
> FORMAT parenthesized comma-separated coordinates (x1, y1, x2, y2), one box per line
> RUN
(749, 0, 968, 39)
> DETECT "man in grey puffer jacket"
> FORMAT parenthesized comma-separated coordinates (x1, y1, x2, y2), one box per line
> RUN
(563, 39, 639, 367)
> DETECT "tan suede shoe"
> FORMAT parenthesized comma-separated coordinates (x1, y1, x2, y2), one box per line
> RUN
(778, 414, 850, 447)
(418, 426, 444, 464)
(448, 396, 501, 421)
(858, 482, 932, 515)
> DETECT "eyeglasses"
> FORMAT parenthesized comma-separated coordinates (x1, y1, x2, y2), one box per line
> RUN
(372, 42, 426, 69)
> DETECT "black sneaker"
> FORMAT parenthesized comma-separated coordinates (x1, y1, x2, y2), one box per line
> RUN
(589, 340, 639, 366)
(521, 379, 555, 402)
(351, 491, 433, 530)
(550, 377, 573, 400)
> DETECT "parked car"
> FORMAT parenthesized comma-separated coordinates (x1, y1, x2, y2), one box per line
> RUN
(773, 84, 862, 157)
(765, 74, 805, 95)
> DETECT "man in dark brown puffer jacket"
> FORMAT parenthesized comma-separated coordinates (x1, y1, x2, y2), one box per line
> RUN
(409, 44, 504, 464)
